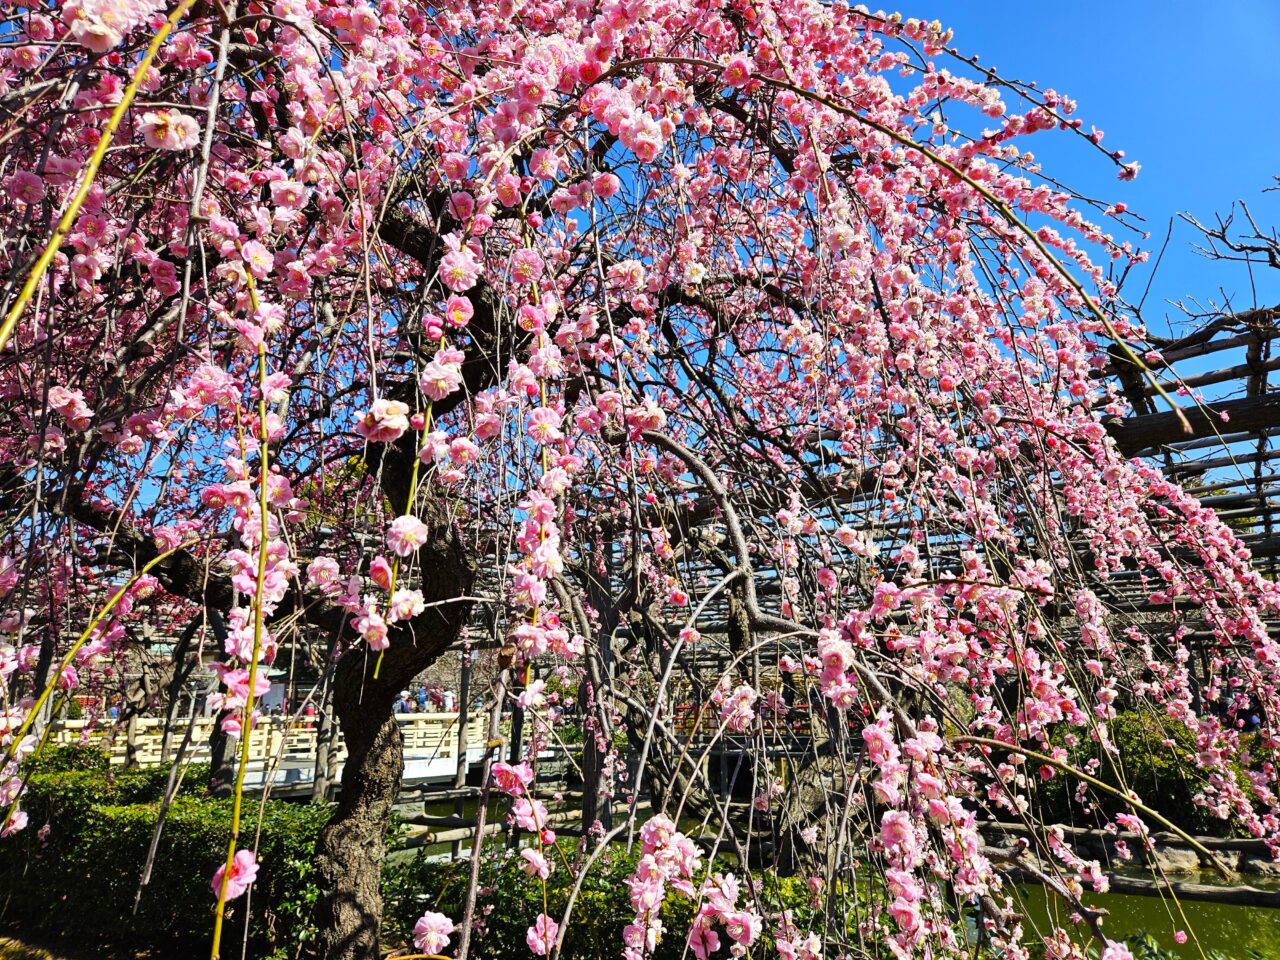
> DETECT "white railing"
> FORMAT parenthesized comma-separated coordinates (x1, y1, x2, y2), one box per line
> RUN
(47, 712, 490, 770)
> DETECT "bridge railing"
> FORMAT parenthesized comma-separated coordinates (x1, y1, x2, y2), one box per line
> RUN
(46, 712, 489, 769)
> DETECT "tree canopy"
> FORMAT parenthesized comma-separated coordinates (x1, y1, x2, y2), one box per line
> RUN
(0, 3, 1277, 960)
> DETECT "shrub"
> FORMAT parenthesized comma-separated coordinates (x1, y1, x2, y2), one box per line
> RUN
(0, 762, 329, 958)
(384, 842, 699, 960)
(1033, 710, 1246, 836)
(23, 744, 108, 774)
(382, 839, 836, 960)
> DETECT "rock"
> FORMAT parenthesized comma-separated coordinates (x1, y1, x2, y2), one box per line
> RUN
(1074, 835, 1106, 860)
(1204, 849, 1241, 872)
(1239, 853, 1280, 877)
(1149, 846, 1201, 874)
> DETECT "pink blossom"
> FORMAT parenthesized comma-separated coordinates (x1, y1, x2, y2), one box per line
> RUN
(723, 911, 762, 946)
(888, 896, 922, 936)
(388, 515, 430, 556)
(526, 407, 563, 445)
(7, 171, 45, 206)
(719, 684, 757, 733)
(510, 248, 545, 284)
(67, 15, 123, 52)
(722, 55, 752, 88)
(526, 914, 558, 956)
(419, 358, 463, 401)
(388, 588, 425, 622)
(512, 797, 548, 831)
(356, 607, 389, 651)
(449, 437, 481, 464)
(413, 910, 455, 954)
(521, 848, 553, 879)
(215, 665, 271, 703)
(139, 111, 200, 150)
(1, 809, 28, 837)
(443, 295, 474, 328)
(517, 679, 547, 710)
(355, 399, 411, 443)
(64, 0, 152, 51)
(688, 918, 720, 960)
(509, 573, 547, 611)
(370, 556, 393, 590)
(212, 849, 258, 900)
(439, 247, 481, 292)
(493, 760, 534, 795)
(593, 173, 621, 199)
(241, 241, 274, 279)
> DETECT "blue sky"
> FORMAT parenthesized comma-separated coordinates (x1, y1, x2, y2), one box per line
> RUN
(903, 0, 1280, 340)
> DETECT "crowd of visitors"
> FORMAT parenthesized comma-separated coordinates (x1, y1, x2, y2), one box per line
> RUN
(394, 685, 458, 714)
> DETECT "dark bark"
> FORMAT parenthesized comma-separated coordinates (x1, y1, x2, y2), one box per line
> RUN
(120, 661, 164, 769)
(313, 695, 403, 960)
(206, 609, 236, 796)
(578, 679, 604, 831)
(207, 720, 237, 797)
(450, 658, 472, 859)
(313, 490, 476, 960)
(159, 616, 201, 763)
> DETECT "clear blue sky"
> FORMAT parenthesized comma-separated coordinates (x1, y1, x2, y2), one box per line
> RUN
(903, 1, 1280, 340)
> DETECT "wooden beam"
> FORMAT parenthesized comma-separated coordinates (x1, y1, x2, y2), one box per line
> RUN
(1107, 393, 1280, 457)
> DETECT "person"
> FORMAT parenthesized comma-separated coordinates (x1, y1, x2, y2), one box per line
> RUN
(394, 691, 412, 714)
(442, 689, 455, 712)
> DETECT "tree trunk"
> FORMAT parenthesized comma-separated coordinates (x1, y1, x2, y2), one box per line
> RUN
(311, 673, 338, 802)
(312, 485, 476, 960)
(207, 714, 237, 797)
(206, 609, 236, 796)
(314, 694, 403, 960)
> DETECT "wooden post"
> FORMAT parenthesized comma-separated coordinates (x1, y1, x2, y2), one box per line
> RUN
(505, 664, 528, 849)
(311, 626, 344, 802)
(160, 616, 201, 764)
(125, 711, 141, 769)
(311, 672, 337, 802)
(580, 533, 616, 834)
(451, 652, 472, 859)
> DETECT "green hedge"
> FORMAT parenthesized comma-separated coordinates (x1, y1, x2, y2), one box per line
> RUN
(384, 843, 696, 960)
(0, 753, 329, 958)
(1032, 710, 1248, 836)
(383, 842, 830, 960)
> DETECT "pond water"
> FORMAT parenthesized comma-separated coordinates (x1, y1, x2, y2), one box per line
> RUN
(1016, 875, 1280, 958)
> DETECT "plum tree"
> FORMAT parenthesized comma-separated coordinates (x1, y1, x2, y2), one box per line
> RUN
(0, 3, 1275, 960)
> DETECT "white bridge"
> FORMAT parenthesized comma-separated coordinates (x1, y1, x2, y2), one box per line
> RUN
(48, 712, 492, 792)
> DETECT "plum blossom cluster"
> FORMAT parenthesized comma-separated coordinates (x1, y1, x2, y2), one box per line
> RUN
(623, 815, 707, 960)
(860, 715, 1006, 958)
(413, 910, 456, 955)
(491, 759, 561, 952)
(201, 450, 301, 739)
(212, 849, 259, 901)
